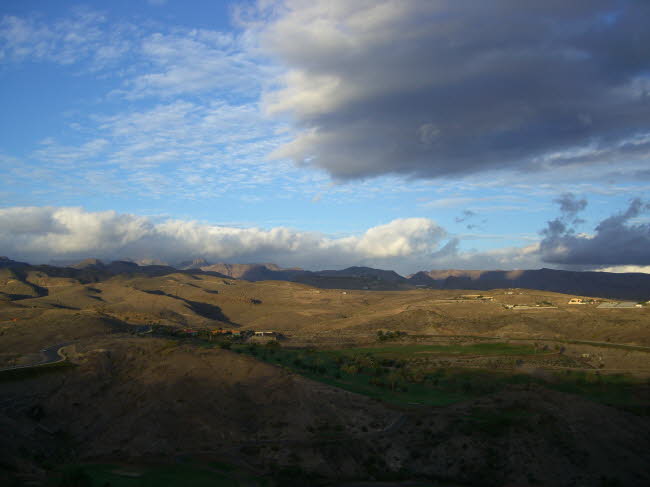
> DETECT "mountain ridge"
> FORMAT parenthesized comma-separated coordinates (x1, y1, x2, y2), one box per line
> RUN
(2, 256, 650, 299)
(410, 267, 650, 300)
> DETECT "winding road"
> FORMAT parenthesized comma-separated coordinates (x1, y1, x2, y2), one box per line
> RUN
(0, 342, 72, 373)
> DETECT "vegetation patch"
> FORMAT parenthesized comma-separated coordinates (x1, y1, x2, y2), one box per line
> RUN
(232, 343, 649, 413)
(338, 341, 543, 357)
(552, 370, 650, 415)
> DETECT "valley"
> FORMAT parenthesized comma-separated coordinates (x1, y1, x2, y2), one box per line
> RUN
(1, 262, 649, 486)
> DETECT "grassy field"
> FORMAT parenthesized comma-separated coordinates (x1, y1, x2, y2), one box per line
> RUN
(503, 336, 650, 352)
(551, 369, 650, 415)
(232, 342, 649, 413)
(329, 342, 542, 357)
(48, 462, 268, 487)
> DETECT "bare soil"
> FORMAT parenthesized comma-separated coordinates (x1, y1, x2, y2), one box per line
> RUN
(1, 272, 649, 485)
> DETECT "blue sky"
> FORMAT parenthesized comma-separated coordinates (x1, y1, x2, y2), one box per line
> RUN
(1, 1, 649, 273)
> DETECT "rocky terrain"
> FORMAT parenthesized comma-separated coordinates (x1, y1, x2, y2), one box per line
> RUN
(2, 261, 650, 354)
(4, 256, 650, 299)
(410, 268, 650, 300)
(1, 258, 650, 485)
(2, 337, 649, 486)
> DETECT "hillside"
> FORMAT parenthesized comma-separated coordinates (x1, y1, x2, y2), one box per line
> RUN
(200, 262, 306, 281)
(190, 261, 650, 299)
(1, 268, 650, 485)
(2, 267, 650, 354)
(3, 338, 648, 486)
(2, 339, 648, 486)
(5, 257, 650, 300)
(199, 262, 650, 300)
(412, 268, 650, 300)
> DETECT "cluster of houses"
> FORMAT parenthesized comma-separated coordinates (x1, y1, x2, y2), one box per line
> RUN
(568, 298, 645, 308)
(209, 329, 279, 337)
(567, 298, 600, 305)
(455, 294, 495, 301)
(171, 328, 280, 338)
(210, 328, 242, 337)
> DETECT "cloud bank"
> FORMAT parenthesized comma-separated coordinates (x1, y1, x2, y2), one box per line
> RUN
(4, 201, 650, 273)
(540, 195, 650, 266)
(0, 207, 450, 273)
(256, 0, 650, 180)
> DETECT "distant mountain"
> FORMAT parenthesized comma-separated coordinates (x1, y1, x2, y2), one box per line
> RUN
(0, 256, 28, 268)
(291, 266, 412, 290)
(200, 263, 412, 290)
(199, 263, 650, 298)
(136, 258, 169, 266)
(315, 266, 407, 282)
(178, 258, 210, 270)
(0, 257, 231, 284)
(200, 263, 305, 281)
(3, 256, 650, 299)
(71, 258, 105, 269)
(408, 268, 650, 300)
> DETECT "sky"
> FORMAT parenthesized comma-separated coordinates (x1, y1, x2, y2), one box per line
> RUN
(1, 0, 650, 274)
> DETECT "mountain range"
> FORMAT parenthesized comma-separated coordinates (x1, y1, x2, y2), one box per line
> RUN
(2, 256, 650, 300)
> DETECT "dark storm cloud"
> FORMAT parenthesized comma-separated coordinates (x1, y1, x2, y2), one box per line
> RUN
(540, 197, 650, 266)
(554, 194, 587, 217)
(261, 0, 650, 180)
(554, 193, 587, 224)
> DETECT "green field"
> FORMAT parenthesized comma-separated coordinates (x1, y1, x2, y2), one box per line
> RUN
(329, 342, 542, 358)
(232, 342, 649, 414)
(551, 370, 650, 415)
(232, 342, 544, 406)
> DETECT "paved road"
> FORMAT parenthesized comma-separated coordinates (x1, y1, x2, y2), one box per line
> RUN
(0, 342, 72, 373)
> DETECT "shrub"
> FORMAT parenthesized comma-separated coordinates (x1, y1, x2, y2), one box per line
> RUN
(265, 340, 281, 349)
(377, 330, 408, 342)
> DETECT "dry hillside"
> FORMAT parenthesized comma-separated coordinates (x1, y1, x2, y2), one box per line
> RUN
(1, 269, 650, 485)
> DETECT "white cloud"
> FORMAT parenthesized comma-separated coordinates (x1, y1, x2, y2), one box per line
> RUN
(0, 9, 120, 68)
(597, 266, 650, 274)
(420, 197, 475, 209)
(0, 9, 269, 99)
(436, 243, 544, 271)
(114, 29, 265, 99)
(0, 7, 309, 201)
(22, 98, 306, 200)
(0, 207, 452, 273)
(419, 195, 525, 210)
(32, 138, 109, 166)
(354, 218, 445, 258)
